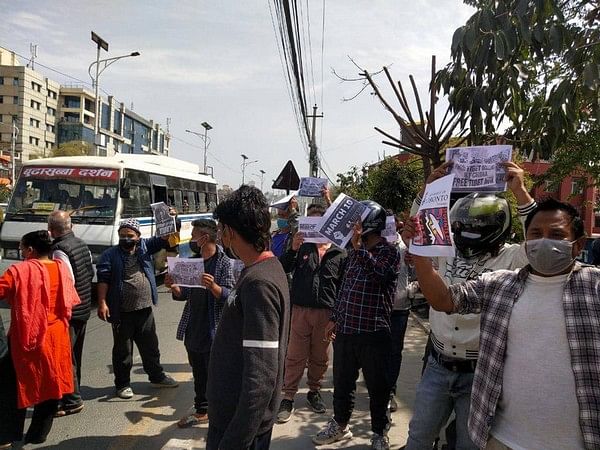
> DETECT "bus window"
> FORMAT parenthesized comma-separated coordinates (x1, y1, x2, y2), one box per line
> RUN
(154, 185, 167, 204)
(207, 193, 217, 211)
(185, 191, 196, 212)
(122, 185, 152, 218)
(173, 190, 183, 210)
(197, 192, 207, 212)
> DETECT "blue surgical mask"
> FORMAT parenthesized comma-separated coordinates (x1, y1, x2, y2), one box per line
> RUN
(277, 218, 289, 229)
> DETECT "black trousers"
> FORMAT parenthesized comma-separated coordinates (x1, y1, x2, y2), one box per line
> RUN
(187, 349, 210, 414)
(61, 319, 87, 408)
(206, 425, 273, 450)
(333, 331, 392, 435)
(111, 307, 165, 389)
(0, 341, 58, 444)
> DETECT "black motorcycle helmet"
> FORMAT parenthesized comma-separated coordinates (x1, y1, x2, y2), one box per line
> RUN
(450, 193, 511, 259)
(360, 200, 387, 236)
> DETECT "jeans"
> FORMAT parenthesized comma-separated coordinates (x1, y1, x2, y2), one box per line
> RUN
(61, 319, 87, 408)
(405, 356, 478, 450)
(333, 331, 392, 435)
(111, 307, 165, 389)
(389, 310, 410, 394)
(206, 425, 273, 450)
(188, 349, 210, 414)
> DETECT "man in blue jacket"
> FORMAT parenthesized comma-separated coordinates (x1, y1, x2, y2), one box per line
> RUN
(97, 218, 179, 399)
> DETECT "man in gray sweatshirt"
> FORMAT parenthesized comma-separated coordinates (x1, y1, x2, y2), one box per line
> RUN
(207, 185, 290, 450)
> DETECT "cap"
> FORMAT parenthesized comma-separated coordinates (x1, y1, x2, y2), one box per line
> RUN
(118, 218, 141, 235)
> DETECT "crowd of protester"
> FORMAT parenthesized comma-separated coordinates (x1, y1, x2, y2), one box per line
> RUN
(0, 160, 598, 450)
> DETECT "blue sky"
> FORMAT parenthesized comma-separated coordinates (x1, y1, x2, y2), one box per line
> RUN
(1, 1, 474, 188)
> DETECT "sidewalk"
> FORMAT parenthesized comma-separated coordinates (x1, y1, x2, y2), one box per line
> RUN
(161, 316, 428, 450)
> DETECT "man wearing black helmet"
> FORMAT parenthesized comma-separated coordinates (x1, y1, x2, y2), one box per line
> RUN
(313, 200, 402, 450)
(402, 161, 535, 450)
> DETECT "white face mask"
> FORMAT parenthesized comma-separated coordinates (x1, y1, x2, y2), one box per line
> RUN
(525, 238, 576, 275)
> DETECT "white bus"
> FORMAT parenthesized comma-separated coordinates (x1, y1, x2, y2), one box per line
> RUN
(0, 154, 217, 274)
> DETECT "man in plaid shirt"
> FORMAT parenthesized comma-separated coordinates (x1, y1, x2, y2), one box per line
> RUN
(313, 200, 402, 450)
(407, 198, 600, 450)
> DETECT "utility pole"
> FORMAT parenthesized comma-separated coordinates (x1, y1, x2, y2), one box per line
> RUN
(11, 119, 19, 188)
(307, 104, 323, 178)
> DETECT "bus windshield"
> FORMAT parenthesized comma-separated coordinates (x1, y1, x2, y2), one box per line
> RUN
(7, 166, 119, 223)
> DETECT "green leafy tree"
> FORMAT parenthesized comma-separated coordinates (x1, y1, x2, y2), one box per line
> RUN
(337, 157, 423, 215)
(49, 141, 93, 157)
(438, 0, 600, 158)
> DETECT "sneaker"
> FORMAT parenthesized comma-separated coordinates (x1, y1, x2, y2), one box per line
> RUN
(312, 418, 352, 445)
(276, 399, 294, 423)
(371, 433, 390, 450)
(151, 374, 179, 388)
(389, 393, 398, 412)
(54, 403, 84, 417)
(307, 390, 326, 413)
(116, 387, 134, 399)
(177, 412, 209, 428)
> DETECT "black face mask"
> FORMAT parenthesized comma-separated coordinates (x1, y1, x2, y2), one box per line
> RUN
(119, 237, 138, 250)
(189, 241, 200, 254)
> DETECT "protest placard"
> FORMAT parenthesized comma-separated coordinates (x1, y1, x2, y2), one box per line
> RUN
(381, 215, 398, 243)
(445, 145, 512, 192)
(316, 194, 369, 248)
(298, 177, 328, 197)
(151, 202, 177, 237)
(270, 191, 298, 210)
(298, 216, 329, 244)
(410, 174, 455, 257)
(167, 257, 205, 288)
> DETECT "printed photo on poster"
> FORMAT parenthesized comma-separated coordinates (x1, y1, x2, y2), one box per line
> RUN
(445, 145, 512, 192)
(410, 174, 455, 257)
(167, 257, 205, 288)
(298, 177, 328, 197)
(316, 194, 369, 248)
(381, 215, 398, 243)
(151, 202, 177, 237)
(298, 216, 329, 244)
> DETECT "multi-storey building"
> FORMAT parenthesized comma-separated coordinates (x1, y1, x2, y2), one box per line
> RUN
(0, 46, 170, 184)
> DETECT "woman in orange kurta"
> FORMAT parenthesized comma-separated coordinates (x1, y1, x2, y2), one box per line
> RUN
(0, 230, 80, 448)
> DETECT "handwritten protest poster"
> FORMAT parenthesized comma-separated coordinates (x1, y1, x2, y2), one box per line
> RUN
(298, 216, 329, 244)
(381, 215, 398, 243)
(410, 174, 455, 257)
(316, 194, 369, 248)
(167, 257, 205, 288)
(445, 145, 512, 192)
(298, 177, 328, 197)
(151, 202, 176, 237)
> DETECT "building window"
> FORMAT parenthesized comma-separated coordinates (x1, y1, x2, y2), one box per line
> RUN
(545, 180, 560, 193)
(30, 100, 41, 110)
(0, 77, 3, 85)
(31, 81, 41, 92)
(47, 90, 57, 99)
(63, 96, 81, 109)
(29, 136, 40, 146)
(12, 78, 18, 86)
(571, 178, 585, 195)
(29, 118, 40, 128)
(46, 141, 53, 149)
(46, 124, 55, 133)
(0, 96, 3, 104)
(47, 107, 56, 116)
(13, 96, 18, 105)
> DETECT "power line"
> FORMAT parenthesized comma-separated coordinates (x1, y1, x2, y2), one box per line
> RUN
(170, 134, 241, 174)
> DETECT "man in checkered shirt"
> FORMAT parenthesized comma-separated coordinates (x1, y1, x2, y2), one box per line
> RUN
(313, 200, 402, 450)
(407, 198, 600, 450)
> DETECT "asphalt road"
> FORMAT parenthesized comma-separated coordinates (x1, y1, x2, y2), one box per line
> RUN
(0, 286, 429, 450)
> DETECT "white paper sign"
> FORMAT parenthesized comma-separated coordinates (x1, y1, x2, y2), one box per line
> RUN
(445, 145, 512, 192)
(316, 194, 369, 248)
(298, 216, 329, 244)
(410, 174, 456, 257)
(381, 215, 398, 243)
(151, 202, 177, 237)
(167, 257, 205, 288)
(270, 191, 298, 210)
(298, 177, 328, 197)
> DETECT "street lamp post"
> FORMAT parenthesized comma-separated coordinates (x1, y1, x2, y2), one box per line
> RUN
(89, 31, 140, 156)
(241, 154, 258, 186)
(186, 121, 212, 173)
(254, 169, 266, 191)
(10, 119, 19, 188)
